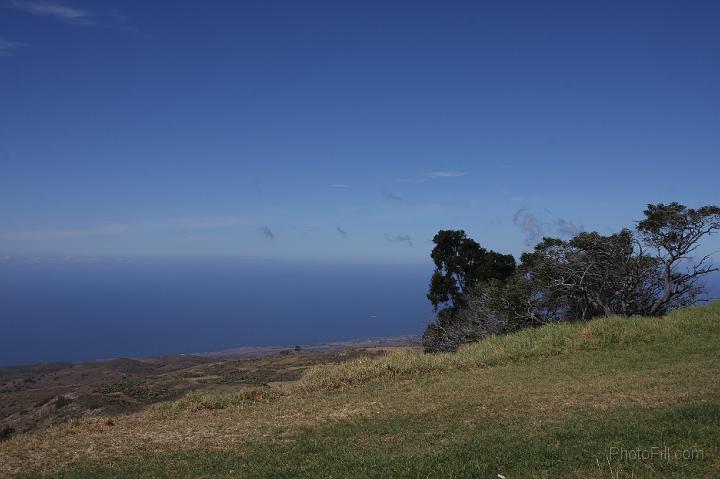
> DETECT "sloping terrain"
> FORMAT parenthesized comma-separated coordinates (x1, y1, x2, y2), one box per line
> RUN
(1, 303, 719, 478)
(0, 347, 390, 438)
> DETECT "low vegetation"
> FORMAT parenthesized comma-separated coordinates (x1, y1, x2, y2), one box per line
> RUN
(300, 301, 719, 390)
(1, 302, 718, 478)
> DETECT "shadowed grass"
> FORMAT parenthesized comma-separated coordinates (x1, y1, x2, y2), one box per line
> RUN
(32, 402, 720, 479)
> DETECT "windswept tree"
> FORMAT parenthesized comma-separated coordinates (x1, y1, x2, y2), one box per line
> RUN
(515, 230, 662, 322)
(637, 203, 720, 315)
(508, 204, 720, 323)
(421, 203, 720, 353)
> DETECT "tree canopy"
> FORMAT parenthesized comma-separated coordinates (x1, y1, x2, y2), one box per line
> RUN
(422, 203, 720, 353)
(427, 230, 515, 311)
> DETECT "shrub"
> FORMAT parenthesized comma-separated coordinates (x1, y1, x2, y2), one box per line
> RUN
(55, 395, 73, 409)
(0, 426, 14, 442)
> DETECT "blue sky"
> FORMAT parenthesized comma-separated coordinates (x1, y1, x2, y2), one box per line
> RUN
(2, 0, 719, 263)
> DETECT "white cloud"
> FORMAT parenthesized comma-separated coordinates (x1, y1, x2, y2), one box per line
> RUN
(422, 171, 466, 178)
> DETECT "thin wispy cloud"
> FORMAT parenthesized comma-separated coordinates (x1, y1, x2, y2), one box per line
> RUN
(336, 226, 349, 239)
(398, 170, 467, 182)
(385, 233, 413, 247)
(261, 225, 274, 240)
(381, 190, 403, 201)
(512, 208, 585, 246)
(0, 39, 28, 56)
(513, 208, 545, 246)
(0, 224, 130, 242)
(422, 171, 466, 178)
(331, 184, 349, 188)
(0, 216, 257, 242)
(5, 0, 91, 22)
(168, 216, 254, 230)
(4, 0, 124, 26)
(554, 218, 584, 237)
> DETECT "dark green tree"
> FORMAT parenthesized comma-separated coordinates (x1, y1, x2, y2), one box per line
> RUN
(423, 230, 515, 352)
(427, 230, 515, 312)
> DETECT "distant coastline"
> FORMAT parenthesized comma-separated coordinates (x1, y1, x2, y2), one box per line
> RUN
(0, 334, 421, 370)
(203, 334, 421, 360)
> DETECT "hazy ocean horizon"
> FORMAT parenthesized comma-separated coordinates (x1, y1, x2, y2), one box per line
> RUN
(2, 257, 718, 367)
(0, 258, 433, 366)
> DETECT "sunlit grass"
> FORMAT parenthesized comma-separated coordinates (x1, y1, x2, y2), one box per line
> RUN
(299, 301, 720, 391)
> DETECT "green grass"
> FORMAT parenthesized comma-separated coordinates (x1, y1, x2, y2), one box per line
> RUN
(299, 302, 720, 390)
(38, 403, 720, 478)
(4, 302, 719, 478)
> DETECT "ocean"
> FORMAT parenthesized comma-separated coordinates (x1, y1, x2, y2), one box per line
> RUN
(0, 258, 433, 365)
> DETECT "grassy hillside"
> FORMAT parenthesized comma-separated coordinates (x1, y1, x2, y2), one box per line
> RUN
(2, 303, 719, 478)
